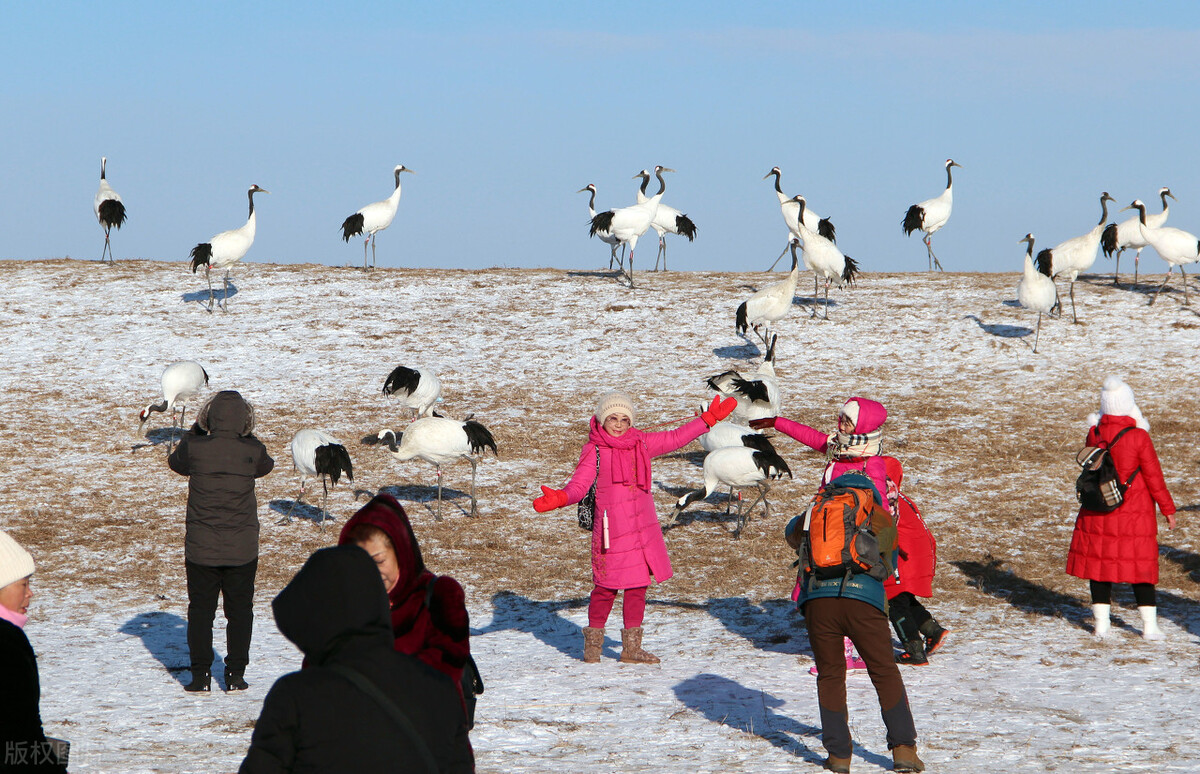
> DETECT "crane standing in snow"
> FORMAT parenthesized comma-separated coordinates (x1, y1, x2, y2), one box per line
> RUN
(794, 196, 859, 319)
(668, 444, 792, 538)
(1101, 187, 1175, 286)
(341, 165, 414, 271)
(707, 335, 782, 425)
(382, 365, 442, 420)
(1035, 192, 1115, 324)
(1017, 234, 1057, 354)
(282, 429, 354, 527)
(632, 169, 697, 271)
(94, 156, 126, 264)
(578, 183, 625, 271)
(903, 159, 962, 271)
(372, 414, 497, 520)
(138, 360, 209, 450)
(189, 184, 269, 313)
(736, 239, 800, 345)
(1125, 199, 1200, 306)
(588, 166, 671, 287)
(763, 166, 836, 271)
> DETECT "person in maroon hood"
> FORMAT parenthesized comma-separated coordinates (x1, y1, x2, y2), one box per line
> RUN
(337, 494, 475, 721)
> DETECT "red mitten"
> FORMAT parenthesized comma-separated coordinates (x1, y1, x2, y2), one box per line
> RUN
(748, 417, 776, 430)
(533, 486, 568, 512)
(700, 396, 738, 427)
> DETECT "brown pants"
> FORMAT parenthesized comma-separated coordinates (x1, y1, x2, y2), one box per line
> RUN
(806, 596, 917, 758)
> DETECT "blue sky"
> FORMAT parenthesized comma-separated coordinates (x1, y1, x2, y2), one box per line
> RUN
(5, 2, 1200, 273)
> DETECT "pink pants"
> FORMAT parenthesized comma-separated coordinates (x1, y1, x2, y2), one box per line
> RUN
(588, 585, 648, 628)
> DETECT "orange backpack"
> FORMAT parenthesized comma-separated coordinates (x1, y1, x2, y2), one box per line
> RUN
(802, 480, 889, 582)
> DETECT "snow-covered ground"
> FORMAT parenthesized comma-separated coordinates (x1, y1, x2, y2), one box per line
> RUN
(2, 258, 1198, 773)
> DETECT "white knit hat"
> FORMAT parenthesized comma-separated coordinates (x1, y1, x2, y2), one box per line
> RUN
(1098, 376, 1150, 430)
(0, 529, 35, 591)
(595, 391, 636, 425)
(840, 399, 860, 427)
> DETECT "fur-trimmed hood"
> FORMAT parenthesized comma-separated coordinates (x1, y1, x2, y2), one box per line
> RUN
(196, 390, 256, 436)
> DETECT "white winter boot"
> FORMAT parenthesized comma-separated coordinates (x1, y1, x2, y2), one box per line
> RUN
(1091, 604, 1111, 638)
(1139, 606, 1165, 641)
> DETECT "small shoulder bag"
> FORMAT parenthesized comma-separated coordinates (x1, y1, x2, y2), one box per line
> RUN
(577, 447, 601, 531)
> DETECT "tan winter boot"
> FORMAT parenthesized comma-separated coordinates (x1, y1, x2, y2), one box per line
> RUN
(619, 627, 660, 664)
(891, 744, 925, 772)
(822, 753, 851, 772)
(582, 627, 604, 663)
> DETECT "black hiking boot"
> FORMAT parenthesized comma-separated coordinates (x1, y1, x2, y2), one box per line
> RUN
(919, 620, 950, 654)
(224, 670, 249, 691)
(896, 638, 928, 666)
(184, 669, 211, 692)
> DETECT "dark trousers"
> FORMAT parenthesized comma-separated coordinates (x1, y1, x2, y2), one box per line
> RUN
(1089, 580, 1155, 607)
(186, 559, 257, 675)
(806, 597, 917, 758)
(888, 591, 933, 642)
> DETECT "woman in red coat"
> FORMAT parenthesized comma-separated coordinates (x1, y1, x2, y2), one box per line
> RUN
(1066, 377, 1177, 640)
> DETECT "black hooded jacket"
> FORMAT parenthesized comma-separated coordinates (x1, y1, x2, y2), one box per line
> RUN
(239, 546, 473, 774)
(168, 390, 274, 566)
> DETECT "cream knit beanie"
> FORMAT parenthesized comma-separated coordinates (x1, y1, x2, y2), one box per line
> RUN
(840, 399, 860, 427)
(1098, 376, 1150, 431)
(0, 529, 35, 591)
(595, 392, 636, 426)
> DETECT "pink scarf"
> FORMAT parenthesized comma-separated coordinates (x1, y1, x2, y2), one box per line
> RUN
(588, 417, 652, 493)
(0, 602, 27, 629)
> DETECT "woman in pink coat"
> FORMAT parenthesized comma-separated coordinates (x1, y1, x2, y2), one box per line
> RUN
(534, 391, 735, 664)
(1066, 377, 1177, 640)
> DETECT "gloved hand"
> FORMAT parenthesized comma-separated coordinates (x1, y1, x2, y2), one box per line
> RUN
(748, 417, 776, 430)
(700, 396, 738, 427)
(533, 486, 568, 512)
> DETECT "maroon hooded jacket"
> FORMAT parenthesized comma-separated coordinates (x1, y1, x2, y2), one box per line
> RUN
(338, 494, 470, 693)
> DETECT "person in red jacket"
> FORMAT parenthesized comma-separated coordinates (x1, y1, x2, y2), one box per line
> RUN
(1066, 377, 1177, 640)
(882, 457, 949, 665)
(337, 494, 475, 719)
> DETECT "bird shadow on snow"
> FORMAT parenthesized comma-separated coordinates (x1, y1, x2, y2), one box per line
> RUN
(705, 597, 810, 657)
(377, 484, 472, 520)
(952, 556, 1104, 634)
(130, 427, 184, 452)
(118, 611, 198, 687)
(180, 282, 239, 306)
(672, 673, 825, 764)
(267, 499, 335, 527)
(713, 343, 762, 360)
(963, 314, 1033, 340)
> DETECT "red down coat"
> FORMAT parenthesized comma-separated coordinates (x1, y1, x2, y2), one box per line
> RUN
(1066, 414, 1176, 585)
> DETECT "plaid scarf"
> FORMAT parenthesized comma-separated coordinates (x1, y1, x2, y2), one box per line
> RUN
(827, 427, 883, 459)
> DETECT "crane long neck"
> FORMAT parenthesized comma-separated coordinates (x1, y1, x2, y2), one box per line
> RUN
(586, 188, 596, 212)
(1025, 241, 1034, 260)
(248, 189, 258, 219)
(101, 158, 107, 180)
(654, 169, 667, 197)
(797, 199, 807, 228)
(1137, 204, 1147, 225)
(394, 168, 402, 190)
(945, 164, 954, 190)
(639, 175, 649, 197)
(772, 170, 783, 194)
(1160, 192, 1170, 213)
(1097, 196, 1109, 226)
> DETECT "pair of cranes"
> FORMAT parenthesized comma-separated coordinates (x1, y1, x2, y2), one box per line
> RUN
(136, 360, 496, 526)
(583, 165, 697, 287)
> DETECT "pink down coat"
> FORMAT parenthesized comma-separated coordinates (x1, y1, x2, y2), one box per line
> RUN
(562, 417, 710, 589)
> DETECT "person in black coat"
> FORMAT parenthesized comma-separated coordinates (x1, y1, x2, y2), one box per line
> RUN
(168, 390, 274, 692)
(240, 545, 474, 773)
(0, 529, 68, 773)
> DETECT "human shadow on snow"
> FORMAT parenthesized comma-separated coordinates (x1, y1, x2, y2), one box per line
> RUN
(963, 314, 1033, 339)
(119, 611, 204, 688)
(1160, 544, 1200, 584)
(705, 596, 810, 657)
(672, 673, 827, 765)
(952, 555, 1106, 634)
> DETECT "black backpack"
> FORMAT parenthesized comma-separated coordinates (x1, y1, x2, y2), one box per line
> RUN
(1075, 427, 1140, 512)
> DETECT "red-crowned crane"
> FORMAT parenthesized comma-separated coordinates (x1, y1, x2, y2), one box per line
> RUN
(588, 166, 670, 287)
(138, 360, 209, 450)
(668, 444, 792, 537)
(763, 166, 835, 271)
(632, 169, 697, 271)
(736, 239, 800, 345)
(707, 335, 782, 425)
(794, 196, 859, 319)
(1124, 199, 1200, 306)
(578, 183, 625, 270)
(372, 414, 497, 520)
(903, 159, 962, 271)
(282, 429, 354, 528)
(1101, 187, 1175, 285)
(1017, 234, 1057, 354)
(189, 184, 269, 313)
(382, 365, 442, 420)
(341, 165, 414, 271)
(1035, 192, 1115, 323)
(94, 156, 126, 264)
